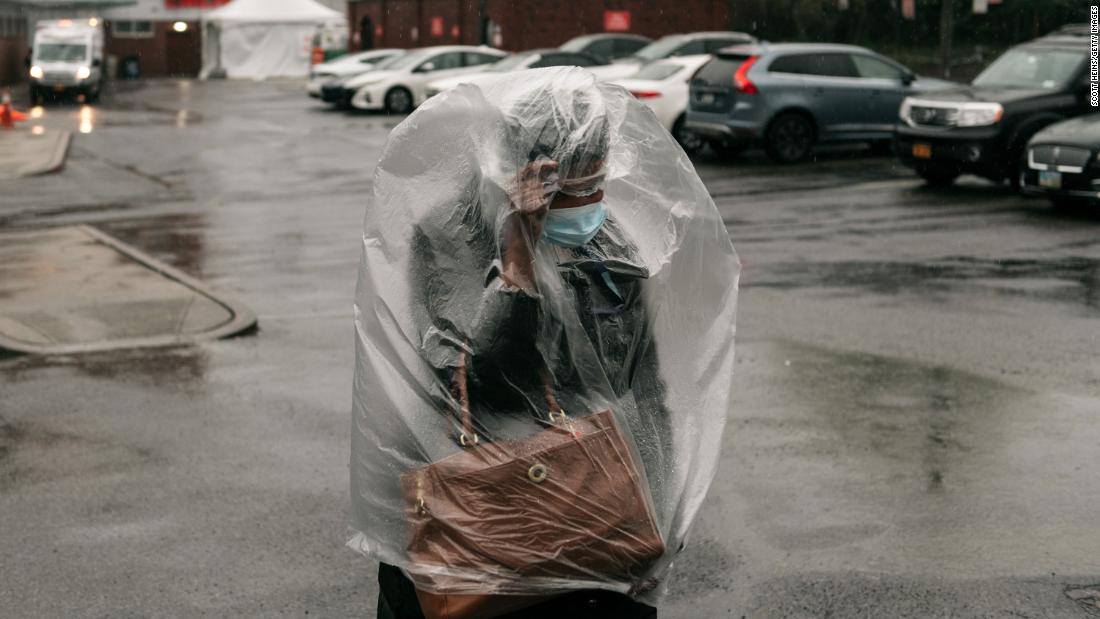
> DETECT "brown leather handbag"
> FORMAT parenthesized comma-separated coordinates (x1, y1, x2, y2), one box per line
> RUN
(400, 358, 664, 619)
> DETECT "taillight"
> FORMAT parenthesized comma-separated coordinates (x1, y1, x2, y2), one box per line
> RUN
(734, 56, 759, 94)
(630, 91, 662, 99)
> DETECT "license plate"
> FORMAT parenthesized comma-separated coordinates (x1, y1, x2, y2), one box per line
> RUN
(1038, 170, 1062, 189)
(53, 85, 66, 92)
(698, 93, 715, 105)
(912, 143, 932, 159)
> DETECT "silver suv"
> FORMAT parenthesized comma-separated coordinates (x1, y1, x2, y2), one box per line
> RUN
(686, 43, 953, 162)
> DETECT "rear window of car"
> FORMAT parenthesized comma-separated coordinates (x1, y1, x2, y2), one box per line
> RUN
(634, 61, 684, 81)
(694, 55, 750, 86)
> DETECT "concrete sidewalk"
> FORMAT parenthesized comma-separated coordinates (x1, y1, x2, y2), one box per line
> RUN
(0, 225, 256, 354)
(0, 129, 71, 180)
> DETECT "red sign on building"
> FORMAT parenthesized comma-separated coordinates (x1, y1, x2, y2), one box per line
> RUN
(603, 10, 630, 32)
(430, 16, 444, 37)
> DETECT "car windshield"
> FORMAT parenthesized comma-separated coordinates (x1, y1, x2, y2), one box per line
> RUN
(632, 35, 686, 61)
(633, 61, 684, 81)
(372, 52, 409, 70)
(559, 36, 594, 52)
(486, 53, 534, 72)
(379, 49, 435, 71)
(972, 48, 1084, 90)
(36, 43, 87, 62)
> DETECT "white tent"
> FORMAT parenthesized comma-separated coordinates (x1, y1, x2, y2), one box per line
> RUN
(201, 0, 346, 80)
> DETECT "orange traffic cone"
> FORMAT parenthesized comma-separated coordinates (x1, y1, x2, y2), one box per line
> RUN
(0, 93, 13, 130)
(0, 92, 27, 129)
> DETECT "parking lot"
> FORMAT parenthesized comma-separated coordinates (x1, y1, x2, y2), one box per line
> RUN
(2, 79, 1099, 617)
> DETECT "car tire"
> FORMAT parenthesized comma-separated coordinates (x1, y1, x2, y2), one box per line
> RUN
(916, 165, 959, 187)
(384, 87, 413, 115)
(671, 115, 703, 154)
(765, 112, 815, 164)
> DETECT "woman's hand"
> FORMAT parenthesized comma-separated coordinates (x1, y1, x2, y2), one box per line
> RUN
(500, 159, 557, 294)
(509, 159, 559, 222)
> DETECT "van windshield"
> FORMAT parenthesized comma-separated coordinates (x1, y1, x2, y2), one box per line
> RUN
(36, 43, 87, 62)
(972, 48, 1083, 90)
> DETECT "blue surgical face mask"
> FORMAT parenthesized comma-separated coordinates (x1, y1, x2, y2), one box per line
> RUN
(542, 201, 607, 248)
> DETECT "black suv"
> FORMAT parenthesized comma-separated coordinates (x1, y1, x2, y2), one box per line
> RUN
(895, 25, 1092, 187)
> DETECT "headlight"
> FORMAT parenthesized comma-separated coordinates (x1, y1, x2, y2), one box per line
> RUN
(29, 65, 43, 79)
(956, 102, 1003, 127)
(76, 66, 91, 80)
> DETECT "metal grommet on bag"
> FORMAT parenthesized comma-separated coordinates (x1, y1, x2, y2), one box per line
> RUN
(527, 463, 548, 483)
(459, 432, 479, 447)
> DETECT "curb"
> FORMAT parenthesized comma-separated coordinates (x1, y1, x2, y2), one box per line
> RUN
(0, 225, 258, 355)
(0, 130, 72, 180)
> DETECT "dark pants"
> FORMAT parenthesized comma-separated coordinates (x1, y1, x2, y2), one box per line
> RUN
(377, 563, 657, 619)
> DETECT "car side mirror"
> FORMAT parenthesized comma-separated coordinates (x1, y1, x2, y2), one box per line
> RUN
(901, 71, 915, 85)
(417, 62, 435, 73)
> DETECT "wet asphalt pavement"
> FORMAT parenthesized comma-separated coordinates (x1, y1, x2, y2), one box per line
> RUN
(1, 79, 1099, 618)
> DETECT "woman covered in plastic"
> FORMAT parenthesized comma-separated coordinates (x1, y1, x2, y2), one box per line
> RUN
(351, 67, 739, 619)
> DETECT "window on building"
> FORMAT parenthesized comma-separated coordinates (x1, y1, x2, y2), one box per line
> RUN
(113, 20, 154, 38)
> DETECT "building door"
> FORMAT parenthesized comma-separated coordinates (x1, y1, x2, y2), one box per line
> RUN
(165, 28, 201, 77)
(359, 16, 373, 50)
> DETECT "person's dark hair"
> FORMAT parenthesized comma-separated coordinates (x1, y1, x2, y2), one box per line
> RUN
(511, 76, 610, 178)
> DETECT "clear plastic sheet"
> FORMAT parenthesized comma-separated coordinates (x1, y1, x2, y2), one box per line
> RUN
(350, 67, 739, 603)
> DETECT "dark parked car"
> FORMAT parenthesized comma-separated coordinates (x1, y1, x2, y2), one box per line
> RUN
(686, 43, 953, 162)
(895, 26, 1092, 187)
(1020, 114, 1100, 208)
(559, 33, 652, 62)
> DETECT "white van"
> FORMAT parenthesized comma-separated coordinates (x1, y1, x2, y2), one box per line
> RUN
(28, 18, 105, 104)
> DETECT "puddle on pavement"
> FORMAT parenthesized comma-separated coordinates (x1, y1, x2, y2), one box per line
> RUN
(96, 213, 208, 277)
(0, 415, 159, 492)
(0, 345, 209, 384)
(750, 256, 1100, 310)
(769, 341, 1020, 495)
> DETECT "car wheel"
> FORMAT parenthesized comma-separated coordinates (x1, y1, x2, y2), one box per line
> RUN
(671, 115, 703, 154)
(384, 87, 413, 115)
(916, 165, 959, 187)
(765, 112, 814, 163)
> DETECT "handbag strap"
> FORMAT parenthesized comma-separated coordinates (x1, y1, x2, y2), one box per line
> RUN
(447, 351, 566, 447)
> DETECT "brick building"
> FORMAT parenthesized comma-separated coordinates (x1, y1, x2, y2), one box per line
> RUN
(99, 0, 230, 78)
(0, 2, 30, 87)
(101, 0, 347, 78)
(345, 0, 737, 52)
